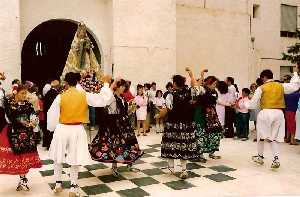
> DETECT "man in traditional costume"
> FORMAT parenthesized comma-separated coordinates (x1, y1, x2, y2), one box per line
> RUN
(47, 72, 115, 197)
(245, 67, 300, 169)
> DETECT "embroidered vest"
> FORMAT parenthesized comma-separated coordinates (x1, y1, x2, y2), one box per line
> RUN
(59, 87, 88, 124)
(260, 81, 285, 109)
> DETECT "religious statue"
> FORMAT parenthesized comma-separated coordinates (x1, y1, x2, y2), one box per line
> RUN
(61, 22, 103, 84)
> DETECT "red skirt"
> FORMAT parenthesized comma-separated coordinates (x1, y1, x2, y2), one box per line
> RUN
(285, 111, 296, 135)
(0, 125, 42, 175)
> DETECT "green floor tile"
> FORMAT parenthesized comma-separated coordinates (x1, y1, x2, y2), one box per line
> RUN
(78, 171, 95, 179)
(141, 153, 154, 158)
(148, 144, 161, 148)
(49, 181, 71, 189)
(186, 163, 206, 170)
(84, 163, 109, 171)
(164, 180, 195, 190)
(151, 161, 168, 168)
(98, 174, 126, 183)
(40, 169, 65, 177)
(134, 159, 146, 165)
(142, 168, 165, 176)
(117, 187, 150, 197)
(174, 171, 201, 179)
(41, 159, 54, 165)
(204, 173, 236, 182)
(62, 163, 71, 168)
(81, 184, 112, 195)
(209, 165, 236, 172)
(143, 148, 159, 154)
(131, 177, 160, 187)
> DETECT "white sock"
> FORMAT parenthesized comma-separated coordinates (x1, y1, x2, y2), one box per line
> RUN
(270, 141, 279, 159)
(180, 160, 187, 171)
(257, 140, 264, 157)
(156, 124, 159, 132)
(160, 123, 164, 132)
(54, 163, 63, 186)
(168, 159, 174, 168)
(70, 165, 79, 186)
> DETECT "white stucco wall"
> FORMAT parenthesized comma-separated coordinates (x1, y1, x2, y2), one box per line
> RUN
(112, 0, 176, 90)
(176, 2, 251, 90)
(20, 0, 113, 73)
(0, 0, 21, 90)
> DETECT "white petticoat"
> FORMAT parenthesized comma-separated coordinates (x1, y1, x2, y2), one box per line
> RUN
(49, 124, 93, 166)
(256, 109, 285, 142)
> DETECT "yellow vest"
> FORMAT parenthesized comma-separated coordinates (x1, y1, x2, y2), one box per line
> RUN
(59, 87, 88, 124)
(260, 81, 285, 109)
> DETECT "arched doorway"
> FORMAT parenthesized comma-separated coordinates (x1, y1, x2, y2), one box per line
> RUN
(21, 19, 101, 89)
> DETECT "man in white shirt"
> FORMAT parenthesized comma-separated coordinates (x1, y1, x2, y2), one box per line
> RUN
(244, 67, 300, 169)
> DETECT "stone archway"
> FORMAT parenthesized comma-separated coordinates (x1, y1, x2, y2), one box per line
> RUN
(21, 19, 101, 88)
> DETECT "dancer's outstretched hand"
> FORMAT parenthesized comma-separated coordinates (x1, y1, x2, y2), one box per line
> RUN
(0, 72, 5, 80)
(102, 75, 112, 84)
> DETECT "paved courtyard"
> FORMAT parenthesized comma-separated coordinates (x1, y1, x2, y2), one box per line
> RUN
(0, 129, 300, 197)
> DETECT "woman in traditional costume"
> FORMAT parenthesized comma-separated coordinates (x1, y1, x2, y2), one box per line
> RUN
(89, 79, 143, 176)
(160, 74, 199, 179)
(195, 75, 223, 161)
(0, 85, 42, 191)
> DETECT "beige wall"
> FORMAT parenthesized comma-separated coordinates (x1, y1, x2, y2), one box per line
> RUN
(176, 2, 251, 90)
(0, 0, 21, 90)
(112, 0, 176, 89)
(1, 0, 300, 91)
(20, 0, 113, 73)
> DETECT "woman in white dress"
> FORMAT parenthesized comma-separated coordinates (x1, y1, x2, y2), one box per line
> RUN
(216, 81, 233, 127)
(134, 84, 148, 136)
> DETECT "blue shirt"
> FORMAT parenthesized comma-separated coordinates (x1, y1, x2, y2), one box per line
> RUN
(285, 92, 300, 112)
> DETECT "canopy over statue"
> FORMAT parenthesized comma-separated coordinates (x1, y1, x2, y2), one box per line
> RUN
(61, 22, 103, 82)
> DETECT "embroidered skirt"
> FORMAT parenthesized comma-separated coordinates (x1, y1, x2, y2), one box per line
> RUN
(161, 121, 199, 160)
(89, 115, 143, 164)
(0, 125, 42, 175)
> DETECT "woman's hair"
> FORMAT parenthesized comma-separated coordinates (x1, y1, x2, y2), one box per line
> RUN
(124, 80, 131, 92)
(204, 76, 218, 86)
(172, 75, 186, 88)
(166, 82, 173, 89)
(16, 84, 27, 93)
(234, 84, 239, 93)
(256, 78, 263, 86)
(242, 88, 251, 95)
(156, 90, 163, 97)
(115, 79, 126, 91)
(137, 84, 144, 95)
(217, 81, 228, 94)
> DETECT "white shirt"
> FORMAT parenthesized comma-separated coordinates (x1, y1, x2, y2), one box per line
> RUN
(0, 87, 4, 108)
(153, 97, 165, 108)
(228, 85, 237, 101)
(47, 83, 113, 131)
(43, 84, 51, 96)
(245, 72, 300, 109)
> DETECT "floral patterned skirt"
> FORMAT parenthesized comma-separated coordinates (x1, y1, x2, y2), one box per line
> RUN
(89, 115, 143, 164)
(161, 121, 199, 160)
(0, 125, 42, 175)
(195, 106, 223, 154)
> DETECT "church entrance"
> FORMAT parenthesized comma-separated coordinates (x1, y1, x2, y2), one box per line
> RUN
(21, 19, 101, 89)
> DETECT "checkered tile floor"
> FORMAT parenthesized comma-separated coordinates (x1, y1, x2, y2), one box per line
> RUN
(40, 144, 237, 197)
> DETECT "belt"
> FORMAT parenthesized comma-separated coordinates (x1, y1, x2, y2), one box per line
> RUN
(62, 123, 82, 125)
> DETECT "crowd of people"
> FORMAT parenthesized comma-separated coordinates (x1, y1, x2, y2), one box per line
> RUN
(0, 65, 300, 196)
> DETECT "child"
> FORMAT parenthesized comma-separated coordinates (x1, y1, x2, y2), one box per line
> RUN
(134, 84, 148, 136)
(153, 90, 165, 133)
(236, 88, 251, 141)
